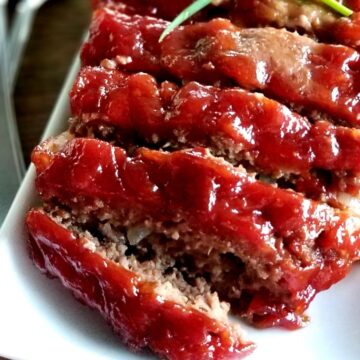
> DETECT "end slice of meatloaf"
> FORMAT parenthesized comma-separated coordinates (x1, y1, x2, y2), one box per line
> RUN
(26, 208, 254, 360)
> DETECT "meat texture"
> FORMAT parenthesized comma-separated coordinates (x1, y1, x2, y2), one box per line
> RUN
(26, 1, 360, 357)
(32, 136, 360, 328)
(93, 0, 360, 51)
(230, 0, 360, 51)
(70, 66, 360, 209)
(81, 9, 167, 76)
(26, 209, 254, 360)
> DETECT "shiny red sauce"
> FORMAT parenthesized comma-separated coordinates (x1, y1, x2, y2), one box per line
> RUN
(32, 138, 360, 328)
(333, 13, 360, 51)
(70, 66, 360, 202)
(26, 210, 253, 359)
(81, 9, 360, 127)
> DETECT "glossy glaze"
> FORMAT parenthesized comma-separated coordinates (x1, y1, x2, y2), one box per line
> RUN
(32, 138, 360, 328)
(94, 0, 360, 51)
(70, 66, 360, 203)
(81, 9, 166, 76)
(71, 66, 360, 174)
(26, 210, 253, 359)
(81, 9, 360, 127)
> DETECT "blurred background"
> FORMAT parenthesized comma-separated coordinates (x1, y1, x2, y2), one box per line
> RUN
(8, 0, 90, 164)
(0, 0, 91, 224)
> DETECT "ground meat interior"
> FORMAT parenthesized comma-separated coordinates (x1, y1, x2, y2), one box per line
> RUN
(48, 203, 300, 327)
(48, 206, 236, 324)
(70, 117, 358, 212)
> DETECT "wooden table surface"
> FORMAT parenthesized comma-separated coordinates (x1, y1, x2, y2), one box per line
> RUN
(12, 0, 91, 165)
(1, 2, 90, 359)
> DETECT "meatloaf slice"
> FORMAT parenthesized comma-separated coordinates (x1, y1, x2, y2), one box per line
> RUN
(31, 134, 360, 329)
(70, 65, 360, 212)
(93, 0, 360, 51)
(26, 208, 254, 360)
(81, 8, 360, 127)
(230, 0, 360, 52)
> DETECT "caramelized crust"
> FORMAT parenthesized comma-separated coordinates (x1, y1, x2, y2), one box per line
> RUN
(81, 9, 167, 76)
(32, 136, 360, 328)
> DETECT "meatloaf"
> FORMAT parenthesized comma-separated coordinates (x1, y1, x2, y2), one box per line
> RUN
(26, 1, 360, 359)
(31, 134, 360, 329)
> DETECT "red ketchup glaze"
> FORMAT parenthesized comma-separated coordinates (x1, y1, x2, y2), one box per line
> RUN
(333, 13, 360, 52)
(26, 210, 253, 359)
(81, 10, 360, 127)
(95, 0, 360, 21)
(93, 0, 360, 52)
(32, 138, 360, 328)
(161, 19, 360, 127)
(80, 9, 167, 76)
(71, 66, 360, 177)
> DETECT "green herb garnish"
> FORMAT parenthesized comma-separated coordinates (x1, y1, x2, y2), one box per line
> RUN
(159, 0, 212, 42)
(320, 0, 353, 17)
(159, 0, 353, 42)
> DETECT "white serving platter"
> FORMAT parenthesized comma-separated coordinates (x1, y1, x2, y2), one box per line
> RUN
(1, 56, 360, 360)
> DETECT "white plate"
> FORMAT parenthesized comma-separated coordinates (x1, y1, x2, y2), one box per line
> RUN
(1, 56, 360, 360)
